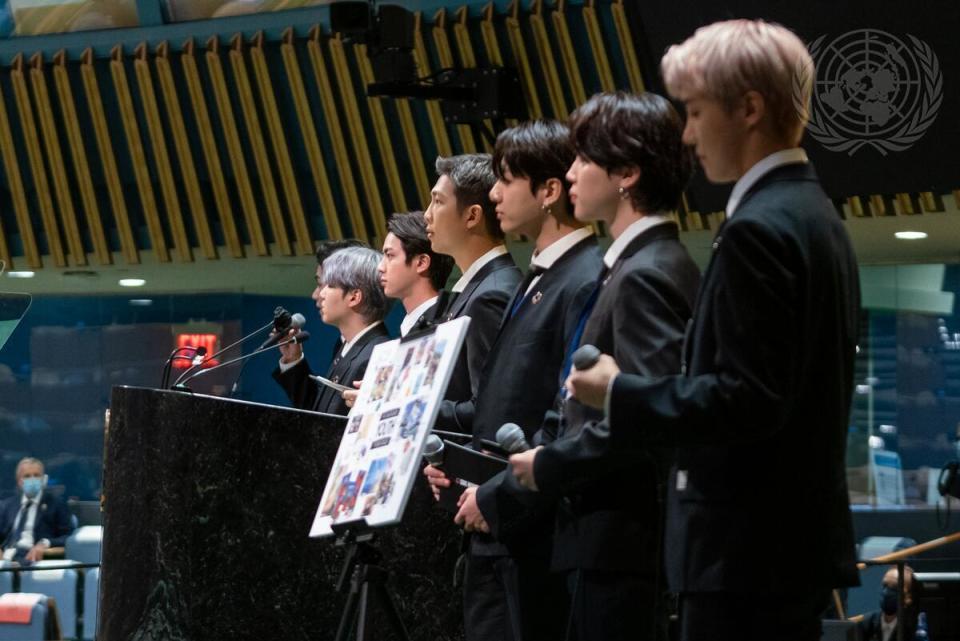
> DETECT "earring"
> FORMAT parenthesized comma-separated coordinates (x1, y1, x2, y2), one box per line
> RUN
(618, 186, 628, 200)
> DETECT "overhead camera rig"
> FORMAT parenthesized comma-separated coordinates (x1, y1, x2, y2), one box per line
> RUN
(330, 1, 526, 145)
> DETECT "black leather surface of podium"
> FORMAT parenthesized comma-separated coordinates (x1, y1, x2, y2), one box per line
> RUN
(102, 386, 463, 641)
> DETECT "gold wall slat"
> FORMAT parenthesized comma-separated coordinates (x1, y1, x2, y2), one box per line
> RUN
(328, 33, 387, 241)
(0, 76, 38, 267)
(583, 0, 615, 92)
(550, 0, 587, 106)
(453, 6, 494, 152)
(11, 55, 65, 267)
(180, 39, 242, 258)
(205, 36, 268, 256)
(155, 42, 217, 260)
(395, 98, 431, 203)
(413, 12, 454, 158)
(229, 35, 291, 256)
(52, 51, 111, 265)
(133, 43, 192, 262)
(432, 9, 478, 153)
(869, 194, 887, 217)
(302, 26, 357, 240)
(110, 45, 170, 262)
(919, 192, 937, 212)
(847, 196, 866, 218)
(479, 4, 520, 129)
(250, 32, 313, 255)
(80, 49, 138, 264)
(528, 0, 568, 118)
(611, 0, 645, 93)
(355, 43, 409, 213)
(28, 54, 86, 266)
(895, 193, 916, 215)
(505, 1, 544, 119)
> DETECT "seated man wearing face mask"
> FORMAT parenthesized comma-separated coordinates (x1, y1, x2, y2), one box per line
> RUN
(0, 457, 75, 564)
(858, 566, 919, 641)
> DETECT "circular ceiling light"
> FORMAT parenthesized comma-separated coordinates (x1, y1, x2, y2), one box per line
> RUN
(119, 278, 146, 287)
(6, 271, 35, 278)
(894, 231, 927, 240)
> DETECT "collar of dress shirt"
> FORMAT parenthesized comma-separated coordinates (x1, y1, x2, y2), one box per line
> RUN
(531, 227, 595, 271)
(726, 147, 808, 218)
(452, 245, 509, 293)
(401, 295, 439, 337)
(603, 215, 671, 268)
(340, 321, 384, 357)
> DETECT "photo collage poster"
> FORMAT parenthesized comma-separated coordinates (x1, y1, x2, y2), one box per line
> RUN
(310, 317, 470, 537)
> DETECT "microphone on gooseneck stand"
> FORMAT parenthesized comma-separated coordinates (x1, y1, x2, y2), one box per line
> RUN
(171, 307, 298, 389)
(495, 423, 531, 454)
(160, 345, 207, 389)
(175, 330, 312, 390)
(230, 313, 307, 398)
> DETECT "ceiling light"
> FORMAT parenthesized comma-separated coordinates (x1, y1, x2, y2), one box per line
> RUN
(6, 271, 35, 278)
(129, 299, 154, 306)
(894, 231, 927, 240)
(119, 278, 146, 287)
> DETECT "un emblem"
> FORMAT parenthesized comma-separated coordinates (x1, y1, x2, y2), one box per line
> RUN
(794, 29, 943, 156)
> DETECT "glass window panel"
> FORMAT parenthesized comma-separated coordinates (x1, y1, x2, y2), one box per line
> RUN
(1, 0, 139, 37)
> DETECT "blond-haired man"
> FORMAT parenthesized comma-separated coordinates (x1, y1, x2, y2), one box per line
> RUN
(514, 19, 861, 641)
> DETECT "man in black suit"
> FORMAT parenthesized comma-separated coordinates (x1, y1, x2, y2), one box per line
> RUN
(515, 19, 861, 641)
(423, 153, 522, 405)
(430, 120, 602, 641)
(274, 246, 391, 416)
(858, 566, 918, 641)
(1, 458, 74, 563)
(503, 92, 700, 641)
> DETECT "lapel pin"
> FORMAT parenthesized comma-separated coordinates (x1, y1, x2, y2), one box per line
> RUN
(531, 291, 543, 305)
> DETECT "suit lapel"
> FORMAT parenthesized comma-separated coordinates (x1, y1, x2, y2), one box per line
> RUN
(446, 254, 514, 320)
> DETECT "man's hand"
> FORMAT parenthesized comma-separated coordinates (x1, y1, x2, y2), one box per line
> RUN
(509, 446, 542, 492)
(277, 328, 303, 364)
(422, 464, 451, 501)
(342, 381, 361, 408)
(453, 486, 489, 533)
(25, 542, 47, 563)
(565, 354, 620, 409)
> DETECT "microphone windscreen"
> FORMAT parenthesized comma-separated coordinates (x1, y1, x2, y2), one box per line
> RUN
(290, 313, 306, 329)
(572, 344, 601, 371)
(495, 423, 530, 454)
(423, 434, 444, 466)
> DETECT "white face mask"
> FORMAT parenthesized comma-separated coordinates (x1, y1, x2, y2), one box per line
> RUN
(21, 477, 42, 499)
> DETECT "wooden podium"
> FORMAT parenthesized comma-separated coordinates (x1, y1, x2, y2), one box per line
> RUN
(101, 386, 463, 641)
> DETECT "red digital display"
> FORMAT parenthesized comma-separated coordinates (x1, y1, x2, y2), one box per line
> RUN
(172, 333, 219, 369)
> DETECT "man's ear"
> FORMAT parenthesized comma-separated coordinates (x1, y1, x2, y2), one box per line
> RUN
(415, 253, 432, 276)
(741, 90, 766, 130)
(540, 177, 565, 209)
(463, 204, 484, 231)
(346, 288, 363, 312)
(618, 166, 641, 192)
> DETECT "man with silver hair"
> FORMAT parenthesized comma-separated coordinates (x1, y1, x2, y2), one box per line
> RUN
(1, 457, 74, 564)
(274, 245, 391, 416)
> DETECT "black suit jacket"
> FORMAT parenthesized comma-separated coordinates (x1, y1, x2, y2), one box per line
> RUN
(441, 253, 523, 406)
(0, 490, 75, 549)
(533, 222, 700, 574)
(857, 609, 917, 641)
(273, 323, 391, 416)
(462, 234, 602, 556)
(541, 163, 860, 592)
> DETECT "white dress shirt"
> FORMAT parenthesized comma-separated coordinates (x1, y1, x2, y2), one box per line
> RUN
(602, 215, 671, 268)
(452, 245, 509, 293)
(339, 321, 384, 357)
(524, 227, 595, 297)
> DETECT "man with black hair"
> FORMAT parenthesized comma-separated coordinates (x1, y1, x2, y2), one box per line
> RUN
(428, 120, 602, 641)
(510, 91, 700, 641)
(424, 153, 522, 404)
(379, 211, 455, 337)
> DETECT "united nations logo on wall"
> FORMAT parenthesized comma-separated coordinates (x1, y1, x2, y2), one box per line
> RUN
(795, 29, 942, 156)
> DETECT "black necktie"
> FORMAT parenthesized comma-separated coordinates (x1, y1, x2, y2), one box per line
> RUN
(6, 501, 31, 550)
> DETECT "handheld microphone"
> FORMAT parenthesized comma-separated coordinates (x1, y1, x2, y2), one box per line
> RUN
(423, 435, 445, 467)
(259, 313, 306, 349)
(495, 423, 530, 454)
(572, 344, 601, 371)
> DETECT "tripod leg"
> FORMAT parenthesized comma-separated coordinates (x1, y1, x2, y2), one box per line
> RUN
(334, 584, 361, 641)
(356, 582, 371, 641)
(372, 581, 411, 641)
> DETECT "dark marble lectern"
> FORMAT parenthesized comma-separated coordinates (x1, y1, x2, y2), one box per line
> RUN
(102, 386, 463, 641)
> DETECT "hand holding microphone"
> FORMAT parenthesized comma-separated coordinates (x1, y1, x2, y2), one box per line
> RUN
(565, 343, 620, 410)
(422, 434, 451, 501)
(273, 313, 307, 364)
